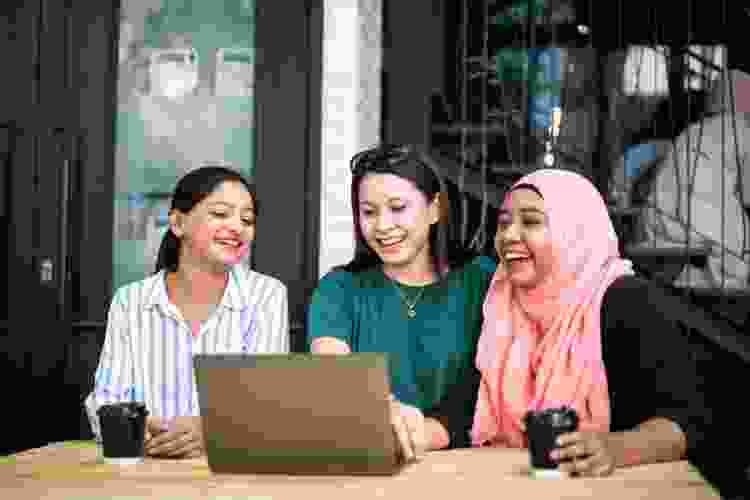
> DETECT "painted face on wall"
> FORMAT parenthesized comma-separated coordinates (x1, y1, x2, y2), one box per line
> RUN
(170, 180, 255, 271)
(495, 187, 556, 289)
(358, 173, 440, 277)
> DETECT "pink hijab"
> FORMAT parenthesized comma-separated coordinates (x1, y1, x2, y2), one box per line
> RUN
(471, 169, 634, 447)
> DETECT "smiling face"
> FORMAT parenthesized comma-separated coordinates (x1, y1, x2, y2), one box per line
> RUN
(169, 180, 256, 273)
(495, 187, 556, 289)
(357, 173, 440, 280)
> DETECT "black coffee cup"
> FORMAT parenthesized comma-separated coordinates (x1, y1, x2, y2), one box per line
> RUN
(524, 406, 579, 478)
(97, 402, 149, 464)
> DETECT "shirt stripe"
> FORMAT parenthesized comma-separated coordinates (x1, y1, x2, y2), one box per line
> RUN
(85, 264, 289, 439)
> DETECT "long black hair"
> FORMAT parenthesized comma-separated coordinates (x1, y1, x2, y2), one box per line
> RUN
(339, 144, 474, 278)
(154, 166, 257, 273)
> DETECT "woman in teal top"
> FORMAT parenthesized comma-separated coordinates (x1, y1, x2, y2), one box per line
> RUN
(308, 144, 495, 459)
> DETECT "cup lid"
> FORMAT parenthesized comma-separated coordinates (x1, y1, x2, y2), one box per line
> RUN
(97, 402, 149, 418)
(524, 406, 578, 428)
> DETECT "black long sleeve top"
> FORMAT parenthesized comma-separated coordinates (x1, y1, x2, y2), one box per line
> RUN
(423, 275, 715, 458)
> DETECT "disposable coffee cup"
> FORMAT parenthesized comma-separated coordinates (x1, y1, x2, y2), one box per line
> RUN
(524, 406, 579, 478)
(97, 402, 149, 465)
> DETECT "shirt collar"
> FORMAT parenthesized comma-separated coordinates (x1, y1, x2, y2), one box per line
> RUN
(143, 267, 249, 312)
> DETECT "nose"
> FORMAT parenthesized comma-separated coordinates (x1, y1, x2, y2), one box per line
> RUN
(226, 215, 244, 234)
(498, 220, 521, 248)
(375, 211, 395, 232)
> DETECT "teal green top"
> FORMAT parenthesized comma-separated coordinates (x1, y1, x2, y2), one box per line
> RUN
(307, 256, 497, 411)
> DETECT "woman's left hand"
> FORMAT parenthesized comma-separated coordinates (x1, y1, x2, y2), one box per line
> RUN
(552, 431, 621, 477)
(145, 416, 204, 458)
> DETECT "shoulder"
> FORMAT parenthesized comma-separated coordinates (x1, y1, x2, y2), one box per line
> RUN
(110, 272, 164, 311)
(473, 255, 499, 276)
(600, 275, 685, 343)
(231, 265, 287, 302)
(446, 255, 497, 298)
(315, 268, 369, 294)
(602, 275, 677, 316)
(449, 254, 497, 279)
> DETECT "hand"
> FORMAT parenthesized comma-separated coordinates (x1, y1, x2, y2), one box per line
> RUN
(144, 416, 204, 459)
(389, 395, 427, 463)
(552, 431, 619, 477)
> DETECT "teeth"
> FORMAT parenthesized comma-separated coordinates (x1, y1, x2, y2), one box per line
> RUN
(379, 237, 405, 246)
(505, 253, 529, 260)
(218, 240, 240, 247)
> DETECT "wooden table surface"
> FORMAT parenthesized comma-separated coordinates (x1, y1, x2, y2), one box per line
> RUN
(0, 441, 720, 499)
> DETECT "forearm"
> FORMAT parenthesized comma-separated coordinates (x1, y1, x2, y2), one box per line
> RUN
(425, 417, 450, 451)
(613, 417, 687, 468)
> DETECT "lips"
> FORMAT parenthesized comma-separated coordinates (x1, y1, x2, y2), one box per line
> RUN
(504, 251, 530, 261)
(216, 239, 242, 248)
(377, 236, 406, 254)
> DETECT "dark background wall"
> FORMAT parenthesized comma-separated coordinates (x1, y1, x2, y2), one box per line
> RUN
(1, 0, 322, 455)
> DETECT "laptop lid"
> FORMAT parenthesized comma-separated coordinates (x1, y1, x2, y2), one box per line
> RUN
(193, 353, 402, 475)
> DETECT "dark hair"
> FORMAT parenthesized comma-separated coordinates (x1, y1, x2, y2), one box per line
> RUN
(154, 166, 257, 273)
(339, 144, 473, 278)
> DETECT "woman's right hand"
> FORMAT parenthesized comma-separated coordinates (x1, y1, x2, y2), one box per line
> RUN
(389, 395, 427, 463)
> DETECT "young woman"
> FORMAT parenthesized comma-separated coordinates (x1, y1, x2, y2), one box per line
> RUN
(85, 166, 289, 458)
(307, 144, 496, 460)
(427, 169, 721, 475)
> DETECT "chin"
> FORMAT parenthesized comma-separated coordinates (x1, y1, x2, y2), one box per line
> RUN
(508, 275, 539, 289)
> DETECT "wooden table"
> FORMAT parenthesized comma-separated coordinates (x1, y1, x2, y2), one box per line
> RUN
(1, 441, 720, 499)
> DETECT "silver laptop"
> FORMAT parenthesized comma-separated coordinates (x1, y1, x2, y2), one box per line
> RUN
(193, 352, 404, 475)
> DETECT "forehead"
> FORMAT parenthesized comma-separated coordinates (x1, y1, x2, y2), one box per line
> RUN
(358, 173, 423, 202)
(200, 181, 254, 209)
(503, 187, 544, 211)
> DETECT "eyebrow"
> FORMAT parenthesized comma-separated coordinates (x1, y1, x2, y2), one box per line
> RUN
(360, 197, 406, 206)
(498, 207, 545, 216)
(208, 201, 255, 212)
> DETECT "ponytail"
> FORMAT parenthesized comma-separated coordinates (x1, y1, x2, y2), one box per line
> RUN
(154, 228, 181, 273)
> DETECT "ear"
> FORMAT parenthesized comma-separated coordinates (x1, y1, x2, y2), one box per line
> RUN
(428, 192, 442, 225)
(168, 210, 184, 238)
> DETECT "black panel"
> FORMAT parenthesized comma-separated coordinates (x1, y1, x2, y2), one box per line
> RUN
(69, 0, 119, 324)
(253, 0, 322, 352)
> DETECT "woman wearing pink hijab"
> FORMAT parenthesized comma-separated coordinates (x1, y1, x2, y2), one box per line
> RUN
(425, 169, 714, 476)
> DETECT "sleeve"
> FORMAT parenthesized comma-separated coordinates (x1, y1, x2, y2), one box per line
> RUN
(423, 363, 481, 449)
(422, 256, 492, 449)
(83, 290, 135, 441)
(601, 278, 712, 459)
(306, 271, 355, 351)
(253, 279, 290, 354)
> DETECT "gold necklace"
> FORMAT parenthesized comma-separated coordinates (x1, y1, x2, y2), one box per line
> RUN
(390, 279, 426, 319)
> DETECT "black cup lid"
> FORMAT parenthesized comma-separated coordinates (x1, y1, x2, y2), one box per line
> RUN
(524, 406, 579, 428)
(97, 402, 149, 419)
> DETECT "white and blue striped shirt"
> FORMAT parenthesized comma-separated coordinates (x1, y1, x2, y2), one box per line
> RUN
(84, 264, 289, 438)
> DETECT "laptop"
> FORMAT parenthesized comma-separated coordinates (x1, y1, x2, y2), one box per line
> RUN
(193, 352, 404, 475)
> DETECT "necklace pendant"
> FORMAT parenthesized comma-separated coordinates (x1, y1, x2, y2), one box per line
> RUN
(407, 308, 416, 318)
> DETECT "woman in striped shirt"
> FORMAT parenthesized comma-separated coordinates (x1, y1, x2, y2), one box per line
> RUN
(85, 166, 289, 458)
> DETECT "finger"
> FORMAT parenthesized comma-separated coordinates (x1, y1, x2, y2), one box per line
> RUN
(166, 436, 202, 458)
(553, 441, 587, 462)
(555, 431, 582, 447)
(145, 428, 188, 454)
(404, 408, 427, 460)
(591, 462, 615, 477)
(560, 454, 597, 476)
(391, 407, 415, 462)
(150, 432, 193, 457)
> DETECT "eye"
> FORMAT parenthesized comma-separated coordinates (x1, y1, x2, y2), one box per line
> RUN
(523, 218, 542, 226)
(361, 208, 375, 217)
(211, 211, 228, 218)
(390, 205, 406, 212)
